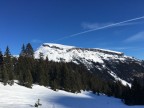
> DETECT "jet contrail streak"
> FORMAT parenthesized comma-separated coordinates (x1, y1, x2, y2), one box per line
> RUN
(54, 16, 144, 42)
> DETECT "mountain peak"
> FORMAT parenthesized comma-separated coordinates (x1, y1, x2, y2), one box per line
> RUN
(34, 43, 144, 86)
(35, 43, 127, 63)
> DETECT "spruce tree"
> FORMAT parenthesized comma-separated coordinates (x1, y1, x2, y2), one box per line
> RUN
(39, 52, 44, 60)
(18, 56, 33, 87)
(4, 46, 11, 57)
(20, 44, 26, 57)
(37, 52, 48, 86)
(19, 70, 24, 85)
(39, 66, 45, 85)
(44, 56, 49, 86)
(61, 64, 71, 91)
(45, 56, 49, 61)
(2, 65, 9, 85)
(25, 43, 34, 58)
(17, 56, 25, 85)
(25, 69, 33, 88)
(4, 46, 14, 85)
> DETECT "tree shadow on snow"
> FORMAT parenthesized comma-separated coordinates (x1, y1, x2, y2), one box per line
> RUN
(43, 92, 124, 108)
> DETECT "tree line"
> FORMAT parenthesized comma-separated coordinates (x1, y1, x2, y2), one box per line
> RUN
(0, 43, 144, 105)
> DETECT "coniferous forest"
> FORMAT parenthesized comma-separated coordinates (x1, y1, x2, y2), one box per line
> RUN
(0, 43, 144, 105)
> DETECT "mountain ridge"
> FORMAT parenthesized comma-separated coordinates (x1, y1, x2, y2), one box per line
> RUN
(35, 43, 144, 86)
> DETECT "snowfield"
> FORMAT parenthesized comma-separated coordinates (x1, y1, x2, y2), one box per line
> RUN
(0, 82, 143, 108)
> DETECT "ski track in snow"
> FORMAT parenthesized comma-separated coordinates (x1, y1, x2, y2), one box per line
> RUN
(0, 82, 143, 108)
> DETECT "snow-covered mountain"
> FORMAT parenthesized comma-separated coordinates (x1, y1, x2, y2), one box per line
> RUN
(35, 43, 126, 63)
(35, 43, 144, 85)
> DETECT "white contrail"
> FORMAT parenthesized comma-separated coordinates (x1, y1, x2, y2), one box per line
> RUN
(54, 16, 144, 42)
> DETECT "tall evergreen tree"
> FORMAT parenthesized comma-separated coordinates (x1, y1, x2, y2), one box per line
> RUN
(39, 52, 44, 60)
(17, 56, 24, 85)
(25, 69, 33, 88)
(4, 46, 11, 57)
(2, 65, 9, 85)
(36, 52, 48, 86)
(20, 44, 26, 57)
(25, 43, 34, 58)
(4, 46, 14, 85)
(45, 56, 49, 61)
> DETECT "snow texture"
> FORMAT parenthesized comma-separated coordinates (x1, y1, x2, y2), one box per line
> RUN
(0, 82, 143, 108)
(35, 43, 127, 63)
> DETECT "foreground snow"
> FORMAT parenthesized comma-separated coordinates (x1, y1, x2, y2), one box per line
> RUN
(0, 82, 143, 108)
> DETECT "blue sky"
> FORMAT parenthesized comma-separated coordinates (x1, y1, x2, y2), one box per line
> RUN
(0, 0, 144, 59)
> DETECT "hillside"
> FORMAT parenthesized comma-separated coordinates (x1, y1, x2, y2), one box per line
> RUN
(35, 43, 144, 85)
(0, 82, 143, 108)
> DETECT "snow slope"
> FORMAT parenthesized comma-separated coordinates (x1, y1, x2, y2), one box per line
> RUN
(0, 82, 143, 108)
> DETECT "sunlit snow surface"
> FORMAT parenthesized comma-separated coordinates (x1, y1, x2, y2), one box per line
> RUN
(0, 82, 143, 108)
(35, 43, 125, 63)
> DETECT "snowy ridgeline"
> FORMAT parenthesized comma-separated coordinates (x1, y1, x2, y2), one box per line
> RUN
(0, 82, 143, 108)
(34, 43, 128, 63)
(34, 43, 135, 86)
